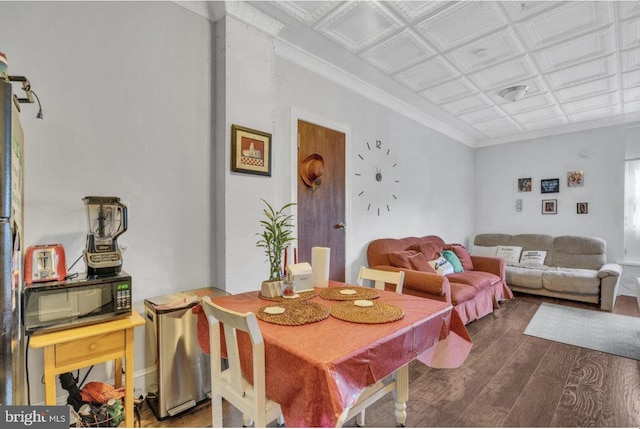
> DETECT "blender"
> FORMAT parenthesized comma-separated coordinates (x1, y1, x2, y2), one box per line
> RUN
(83, 196, 128, 277)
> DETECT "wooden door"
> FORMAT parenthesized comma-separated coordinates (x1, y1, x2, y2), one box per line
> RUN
(297, 120, 346, 282)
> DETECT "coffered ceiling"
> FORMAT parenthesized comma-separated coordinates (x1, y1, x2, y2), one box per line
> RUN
(181, 1, 640, 147)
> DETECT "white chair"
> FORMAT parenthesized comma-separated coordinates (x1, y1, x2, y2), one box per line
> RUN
(345, 266, 405, 427)
(357, 266, 405, 294)
(201, 296, 283, 428)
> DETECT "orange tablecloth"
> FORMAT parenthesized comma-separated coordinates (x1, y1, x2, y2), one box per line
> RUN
(195, 281, 472, 427)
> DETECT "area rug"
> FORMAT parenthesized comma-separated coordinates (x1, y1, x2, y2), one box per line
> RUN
(524, 303, 640, 361)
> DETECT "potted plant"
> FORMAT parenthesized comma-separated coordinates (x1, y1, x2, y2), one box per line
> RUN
(256, 199, 295, 296)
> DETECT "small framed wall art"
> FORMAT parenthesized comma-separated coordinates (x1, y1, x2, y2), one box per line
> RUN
(231, 124, 272, 176)
(518, 178, 532, 192)
(542, 199, 557, 214)
(541, 178, 560, 193)
(577, 202, 588, 214)
(567, 171, 584, 187)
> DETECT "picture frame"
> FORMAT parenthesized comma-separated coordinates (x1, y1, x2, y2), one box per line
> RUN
(577, 202, 588, 214)
(541, 178, 560, 193)
(231, 124, 272, 176)
(518, 178, 532, 192)
(567, 170, 584, 187)
(542, 199, 557, 214)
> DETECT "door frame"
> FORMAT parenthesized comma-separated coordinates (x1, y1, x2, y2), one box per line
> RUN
(289, 107, 353, 282)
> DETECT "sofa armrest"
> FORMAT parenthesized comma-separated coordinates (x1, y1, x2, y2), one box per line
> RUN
(598, 263, 622, 311)
(599, 263, 622, 312)
(470, 256, 506, 280)
(372, 265, 451, 304)
(598, 263, 622, 278)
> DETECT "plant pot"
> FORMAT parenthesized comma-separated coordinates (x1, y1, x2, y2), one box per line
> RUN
(261, 280, 283, 298)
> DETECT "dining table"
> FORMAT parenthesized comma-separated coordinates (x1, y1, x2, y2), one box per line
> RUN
(194, 280, 473, 427)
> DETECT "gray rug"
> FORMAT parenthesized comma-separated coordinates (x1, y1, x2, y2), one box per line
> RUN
(524, 303, 640, 361)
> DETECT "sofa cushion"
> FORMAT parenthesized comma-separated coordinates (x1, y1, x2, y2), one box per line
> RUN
(442, 250, 464, 272)
(407, 241, 443, 260)
(449, 282, 477, 305)
(506, 266, 545, 289)
(542, 267, 600, 295)
(366, 236, 445, 268)
(470, 245, 498, 257)
(428, 256, 454, 275)
(389, 250, 416, 269)
(495, 246, 522, 265)
(474, 233, 513, 247)
(407, 252, 437, 274)
(449, 244, 474, 271)
(447, 271, 498, 293)
(509, 234, 554, 252)
(519, 250, 547, 266)
(549, 236, 606, 270)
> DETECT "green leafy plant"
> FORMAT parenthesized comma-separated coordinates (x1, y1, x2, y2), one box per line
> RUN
(256, 199, 296, 282)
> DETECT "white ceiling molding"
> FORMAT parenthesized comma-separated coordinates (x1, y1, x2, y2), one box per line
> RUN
(172, 1, 284, 36)
(176, 1, 640, 147)
(274, 38, 476, 147)
(224, 1, 285, 36)
(314, 1, 404, 52)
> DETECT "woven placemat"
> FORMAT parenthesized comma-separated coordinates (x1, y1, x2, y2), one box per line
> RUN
(258, 289, 317, 302)
(256, 302, 330, 326)
(318, 286, 379, 301)
(330, 301, 404, 324)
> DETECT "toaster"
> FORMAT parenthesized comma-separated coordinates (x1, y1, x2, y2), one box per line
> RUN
(24, 244, 67, 284)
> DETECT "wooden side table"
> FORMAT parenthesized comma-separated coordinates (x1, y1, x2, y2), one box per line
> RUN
(29, 310, 144, 427)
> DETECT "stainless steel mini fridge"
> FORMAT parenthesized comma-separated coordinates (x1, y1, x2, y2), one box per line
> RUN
(144, 286, 228, 420)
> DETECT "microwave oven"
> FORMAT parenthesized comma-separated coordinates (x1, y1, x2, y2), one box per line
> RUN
(23, 272, 132, 334)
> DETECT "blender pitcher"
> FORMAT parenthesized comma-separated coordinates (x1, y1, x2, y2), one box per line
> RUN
(83, 196, 128, 277)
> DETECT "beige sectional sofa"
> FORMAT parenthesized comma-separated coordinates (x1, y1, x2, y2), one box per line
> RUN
(473, 233, 622, 311)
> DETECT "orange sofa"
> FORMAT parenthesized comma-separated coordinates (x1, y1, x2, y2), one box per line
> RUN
(367, 235, 514, 325)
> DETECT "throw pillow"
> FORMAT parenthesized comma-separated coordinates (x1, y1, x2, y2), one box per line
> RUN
(441, 250, 464, 273)
(519, 250, 547, 266)
(407, 252, 437, 274)
(449, 244, 474, 271)
(407, 241, 443, 260)
(389, 250, 416, 269)
(428, 256, 455, 275)
(470, 245, 498, 257)
(495, 245, 523, 265)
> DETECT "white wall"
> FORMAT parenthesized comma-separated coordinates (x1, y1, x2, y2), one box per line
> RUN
(274, 58, 476, 282)
(474, 125, 627, 264)
(215, 15, 282, 295)
(215, 15, 477, 291)
(1, 1, 213, 405)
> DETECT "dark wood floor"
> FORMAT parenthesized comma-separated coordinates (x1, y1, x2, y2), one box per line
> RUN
(137, 294, 640, 428)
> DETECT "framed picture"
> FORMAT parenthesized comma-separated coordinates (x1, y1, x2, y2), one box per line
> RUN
(568, 170, 584, 187)
(577, 202, 588, 214)
(541, 178, 560, 193)
(231, 124, 272, 176)
(542, 199, 557, 214)
(518, 178, 532, 192)
(515, 199, 523, 212)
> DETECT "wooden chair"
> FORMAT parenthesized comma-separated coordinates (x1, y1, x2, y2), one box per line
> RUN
(201, 296, 283, 427)
(357, 266, 405, 294)
(344, 266, 405, 426)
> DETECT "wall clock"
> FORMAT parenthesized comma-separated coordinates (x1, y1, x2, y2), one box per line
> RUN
(355, 139, 399, 215)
